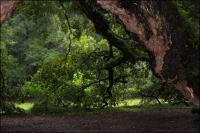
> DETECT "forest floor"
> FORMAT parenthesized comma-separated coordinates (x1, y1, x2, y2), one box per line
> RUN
(1, 108, 199, 133)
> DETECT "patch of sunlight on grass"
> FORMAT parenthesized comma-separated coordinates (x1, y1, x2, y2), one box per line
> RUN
(115, 98, 191, 111)
(117, 98, 141, 107)
(15, 102, 34, 112)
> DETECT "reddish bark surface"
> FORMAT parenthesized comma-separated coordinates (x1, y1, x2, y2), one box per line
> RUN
(0, 0, 20, 23)
(97, 0, 199, 107)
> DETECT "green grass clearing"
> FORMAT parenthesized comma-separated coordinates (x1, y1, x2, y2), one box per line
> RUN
(117, 99, 142, 107)
(13, 98, 191, 114)
(15, 102, 34, 112)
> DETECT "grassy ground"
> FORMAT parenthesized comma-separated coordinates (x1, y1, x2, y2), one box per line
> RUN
(14, 98, 191, 114)
(14, 99, 142, 112)
(118, 98, 141, 107)
(15, 103, 34, 113)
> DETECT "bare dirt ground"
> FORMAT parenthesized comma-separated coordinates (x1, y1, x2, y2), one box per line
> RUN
(1, 108, 199, 133)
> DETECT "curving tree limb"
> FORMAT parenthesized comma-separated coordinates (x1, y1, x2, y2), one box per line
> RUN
(97, 0, 199, 107)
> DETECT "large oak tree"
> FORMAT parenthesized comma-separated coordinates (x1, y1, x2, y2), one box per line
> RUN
(0, 0, 199, 107)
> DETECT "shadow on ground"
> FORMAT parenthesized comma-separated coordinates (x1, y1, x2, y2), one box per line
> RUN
(1, 109, 199, 133)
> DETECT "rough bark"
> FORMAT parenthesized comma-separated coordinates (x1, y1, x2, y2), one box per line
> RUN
(0, 0, 20, 23)
(97, 0, 199, 107)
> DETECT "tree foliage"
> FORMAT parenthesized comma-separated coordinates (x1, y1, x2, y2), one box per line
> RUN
(0, 0, 198, 114)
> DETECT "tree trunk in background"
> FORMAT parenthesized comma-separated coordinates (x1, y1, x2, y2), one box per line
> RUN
(97, 0, 199, 107)
(0, 0, 199, 107)
(0, 0, 20, 23)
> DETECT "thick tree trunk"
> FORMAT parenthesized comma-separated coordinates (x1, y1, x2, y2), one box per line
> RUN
(0, 0, 20, 23)
(97, 0, 199, 107)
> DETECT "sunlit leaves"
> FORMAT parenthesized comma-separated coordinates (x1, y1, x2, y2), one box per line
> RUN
(72, 71, 84, 86)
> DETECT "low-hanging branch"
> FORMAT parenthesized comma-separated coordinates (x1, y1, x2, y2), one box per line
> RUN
(77, 0, 137, 61)
(139, 92, 161, 105)
(80, 78, 108, 91)
(79, 74, 127, 92)
(77, 0, 149, 69)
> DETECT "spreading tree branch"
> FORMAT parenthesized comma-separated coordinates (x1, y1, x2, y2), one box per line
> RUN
(77, 0, 137, 60)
